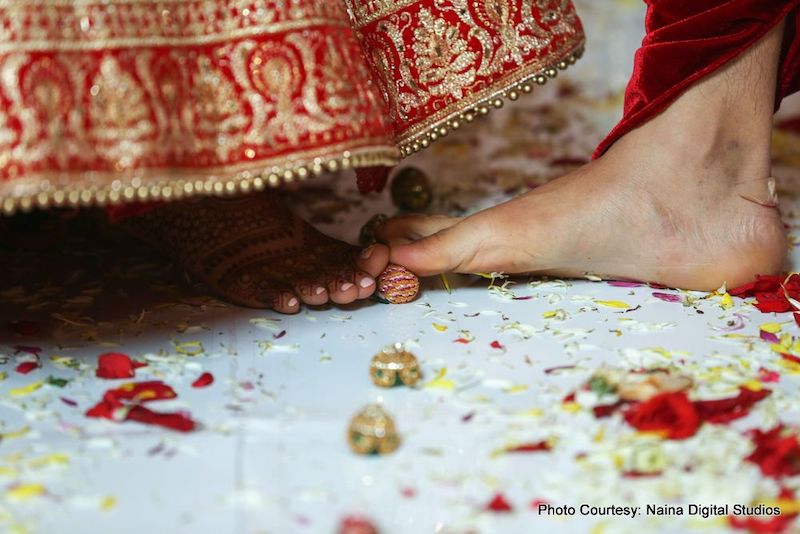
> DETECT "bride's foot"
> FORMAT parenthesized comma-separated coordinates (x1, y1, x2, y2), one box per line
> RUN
(122, 192, 388, 313)
(381, 22, 789, 291)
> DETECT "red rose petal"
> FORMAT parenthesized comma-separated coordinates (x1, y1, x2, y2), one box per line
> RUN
(623, 392, 700, 440)
(782, 353, 800, 365)
(490, 340, 504, 350)
(622, 470, 662, 478)
(486, 493, 514, 513)
(754, 295, 794, 313)
(593, 401, 626, 418)
(96, 353, 146, 378)
(96, 352, 138, 379)
(337, 515, 380, 534)
(730, 275, 783, 297)
(191, 372, 214, 388)
(694, 387, 771, 424)
(745, 426, 800, 478)
(126, 405, 196, 433)
(86, 381, 195, 432)
(505, 441, 551, 453)
(15, 361, 39, 374)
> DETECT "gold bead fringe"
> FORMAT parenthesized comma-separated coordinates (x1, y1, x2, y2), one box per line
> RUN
(1, 46, 584, 216)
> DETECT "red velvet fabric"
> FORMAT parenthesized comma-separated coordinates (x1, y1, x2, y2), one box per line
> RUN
(595, 0, 800, 158)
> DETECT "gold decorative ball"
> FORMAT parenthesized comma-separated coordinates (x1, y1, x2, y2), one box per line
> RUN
(347, 404, 400, 455)
(376, 264, 419, 304)
(390, 167, 432, 212)
(358, 213, 388, 248)
(370, 343, 422, 388)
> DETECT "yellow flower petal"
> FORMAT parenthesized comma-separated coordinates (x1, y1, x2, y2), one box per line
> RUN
(28, 453, 69, 469)
(9, 381, 43, 397)
(779, 358, 800, 374)
(595, 300, 631, 309)
(6, 483, 45, 501)
(431, 323, 448, 332)
(761, 322, 784, 334)
(425, 368, 455, 391)
(719, 292, 734, 309)
(741, 380, 763, 392)
(174, 341, 204, 356)
(0, 467, 18, 477)
(0, 426, 30, 440)
(101, 496, 117, 511)
(439, 273, 452, 294)
(515, 408, 544, 418)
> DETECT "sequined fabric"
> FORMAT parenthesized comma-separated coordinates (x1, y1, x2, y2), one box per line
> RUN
(0, 0, 584, 212)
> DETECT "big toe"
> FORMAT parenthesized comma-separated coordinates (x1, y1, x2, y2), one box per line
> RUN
(376, 213, 460, 245)
(355, 243, 390, 278)
(389, 218, 486, 277)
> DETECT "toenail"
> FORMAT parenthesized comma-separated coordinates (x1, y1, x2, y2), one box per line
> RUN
(315, 286, 325, 295)
(359, 245, 375, 259)
(287, 297, 298, 307)
(359, 277, 374, 288)
(341, 282, 354, 291)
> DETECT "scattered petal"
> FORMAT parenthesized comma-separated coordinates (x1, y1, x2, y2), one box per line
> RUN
(486, 493, 514, 513)
(191, 372, 214, 388)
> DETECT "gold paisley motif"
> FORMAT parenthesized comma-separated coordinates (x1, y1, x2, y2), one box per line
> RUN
(413, 8, 478, 99)
(192, 55, 248, 159)
(88, 56, 155, 168)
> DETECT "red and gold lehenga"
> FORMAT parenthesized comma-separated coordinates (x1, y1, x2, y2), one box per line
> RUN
(0, 0, 585, 216)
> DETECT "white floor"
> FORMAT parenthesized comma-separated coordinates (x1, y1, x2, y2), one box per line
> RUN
(3, 2, 800, 534)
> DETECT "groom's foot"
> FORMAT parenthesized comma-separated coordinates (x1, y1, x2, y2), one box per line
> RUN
(123, 192, 389, 313)
(381, 22, 788, 291)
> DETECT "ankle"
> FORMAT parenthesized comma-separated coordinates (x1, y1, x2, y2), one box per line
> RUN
(610, 113, 772, 191)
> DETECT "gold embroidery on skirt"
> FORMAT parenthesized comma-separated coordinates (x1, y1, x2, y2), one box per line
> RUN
(89, 57, 156, 168)
(0, 0, 584, 214)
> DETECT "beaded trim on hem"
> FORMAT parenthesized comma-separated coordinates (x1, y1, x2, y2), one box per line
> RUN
(0, 144, 400, 215)
(0, 46, 585, 216)
(398, 44, 585, 157)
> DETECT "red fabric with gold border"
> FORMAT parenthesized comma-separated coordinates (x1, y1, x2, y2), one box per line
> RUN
(0, 0, 584, 217)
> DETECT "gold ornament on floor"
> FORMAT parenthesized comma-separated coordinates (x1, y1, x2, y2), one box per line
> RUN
(390, 167, 432, 212)
(347, 404, 400, 455)
(359, 213, 388, 247)
(376, 264, 419, 304)
(370, 343, 422, 387)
